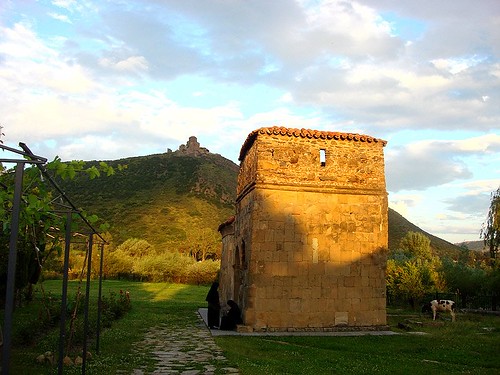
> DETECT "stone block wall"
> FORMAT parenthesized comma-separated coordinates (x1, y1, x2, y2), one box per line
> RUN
(220, 126, 388, 331)
(218, 216, 235, 306)
(237, 127, 386, 193)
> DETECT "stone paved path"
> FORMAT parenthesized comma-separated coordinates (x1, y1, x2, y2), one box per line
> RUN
(129, 312, 239, 375)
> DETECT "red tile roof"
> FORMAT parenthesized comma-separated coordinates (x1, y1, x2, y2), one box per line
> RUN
(239, 126, 387, 161)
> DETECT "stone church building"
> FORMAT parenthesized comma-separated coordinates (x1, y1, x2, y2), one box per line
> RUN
(218, 126, 388, 331)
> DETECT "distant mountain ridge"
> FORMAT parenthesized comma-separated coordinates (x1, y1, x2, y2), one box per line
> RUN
(60, 137, 463, 257)
(455, 240, 487, 252)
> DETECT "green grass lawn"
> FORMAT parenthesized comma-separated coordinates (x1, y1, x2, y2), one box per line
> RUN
(5, 279, 210, 374)
(215, 310, 500, 374)
(3, 280, 500, 374)
(216, 326, 500, 374)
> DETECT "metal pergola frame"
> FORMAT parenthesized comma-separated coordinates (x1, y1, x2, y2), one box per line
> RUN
(1, 143, 108, 375)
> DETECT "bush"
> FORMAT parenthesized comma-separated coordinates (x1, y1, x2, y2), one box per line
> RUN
(185, 260, 220, 285)
(100, 289, 132, 328)
(115, 238, 155, 257)
(133, 251, 193, 282)
(12, 292, 62, 345)
(68, 289, 132, 348)
(100, 238, 221, 283)
(106, 250, 135, 279)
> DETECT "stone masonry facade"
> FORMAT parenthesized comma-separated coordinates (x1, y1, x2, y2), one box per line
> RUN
(218, 126, 388, 331)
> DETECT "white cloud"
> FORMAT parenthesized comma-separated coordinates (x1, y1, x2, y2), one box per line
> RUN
(0, 23, 51, 59)
(386, 135, 500, 192)
(0, 23, 96, 94)
(99, 55, 149, 73)
(389, 193, 423, 216)
(451, 134, 500, 153)
(305, 0, 394, 43)
(431, 56, 486, 75)
(0, 0, 499, 243)
(47, 12, 72, 23)
(51, 0, 95, 14)
(52, 0, 77, 10)
(457, 179, 500, 194)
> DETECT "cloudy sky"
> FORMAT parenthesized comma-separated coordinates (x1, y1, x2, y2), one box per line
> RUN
(1, 0, 499, 244)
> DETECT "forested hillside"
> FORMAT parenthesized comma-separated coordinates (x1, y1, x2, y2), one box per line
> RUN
(60, 145, 462, 257)
(59, 150, 238, 252)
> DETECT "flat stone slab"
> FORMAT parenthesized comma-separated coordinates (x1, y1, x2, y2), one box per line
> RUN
(198, 308, 398, 337)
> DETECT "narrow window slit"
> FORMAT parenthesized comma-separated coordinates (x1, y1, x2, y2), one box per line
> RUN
(320, 149, 326, 167)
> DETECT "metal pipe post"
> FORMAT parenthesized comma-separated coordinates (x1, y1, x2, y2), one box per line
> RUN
(1, 162, 25, 375)
(96, 243, 104, 354)
(81, 233, 93, 375)
(57, 211, 73, 375)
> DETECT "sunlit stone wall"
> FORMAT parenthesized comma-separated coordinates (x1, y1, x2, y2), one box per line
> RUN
(220, 127, 388, 331)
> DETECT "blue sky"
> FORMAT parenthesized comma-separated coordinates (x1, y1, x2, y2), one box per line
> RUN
(1, 0, 499, 244)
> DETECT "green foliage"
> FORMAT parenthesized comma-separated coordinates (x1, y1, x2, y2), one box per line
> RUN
(63, 289, 132, 353)
(0, 156, 113, 304)
(179, 227, 221, 261)
(481, 186, 500, 258)
(131, 250, 219, 284)
(399, 231, 432, 260)
(388, 229, 498, 309)
(10, 291, 61, 345)
(115, 238, 155, 257)
(100, 289, 131, 328)
(440, 258, 488, 307)
(132, 251, 192, 282)
(184, 260, 220, 285)
(7, 285, 130, 354)
(386, 259, 427, 307)
(100, 237, 219, 284)
(387, 232, 444, 307)
(485, 263, 500, 307)
(106, 249, 135, 279)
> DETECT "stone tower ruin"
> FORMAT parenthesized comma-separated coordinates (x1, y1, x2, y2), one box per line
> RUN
(218, 126, 388, 331)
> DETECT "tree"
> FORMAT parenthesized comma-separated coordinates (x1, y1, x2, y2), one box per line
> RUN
(441, 258, 487, 308)
(481, 187, 500, 259)
(114, 238, 155, 257)
(386, 232, 444, 308)
(399, 231, 432, 261)
(0, 156, 115, 303)
(181, 228, 221, 261)
(398, 260, 427, 308)
(386, 257, 428, 308)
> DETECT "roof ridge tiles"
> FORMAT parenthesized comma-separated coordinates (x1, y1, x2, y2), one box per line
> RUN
(238, 126, 386, 161)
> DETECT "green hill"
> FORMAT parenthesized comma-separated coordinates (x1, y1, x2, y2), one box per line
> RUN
(60, 139, 463, 257)
(388, 208, 462, 257)
(60, 146, 238, 251)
